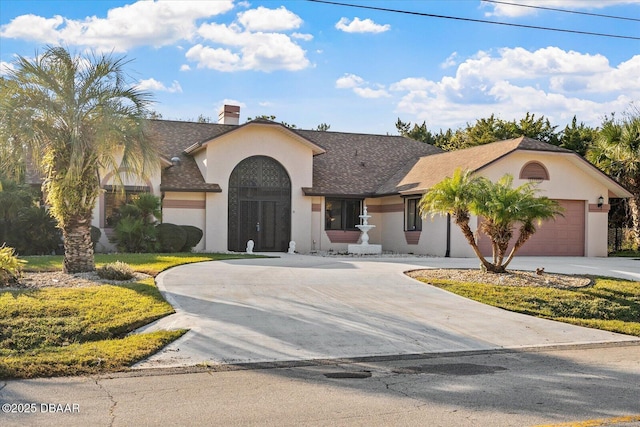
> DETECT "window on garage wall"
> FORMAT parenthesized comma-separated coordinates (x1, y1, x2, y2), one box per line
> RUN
(520, 161, 549, 182)
(325, 198, 362, 230)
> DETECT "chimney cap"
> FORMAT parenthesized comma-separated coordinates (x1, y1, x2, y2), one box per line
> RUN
(218, 104, 240, 125)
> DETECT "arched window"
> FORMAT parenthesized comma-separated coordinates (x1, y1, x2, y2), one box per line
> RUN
(519, 161, 549, 182)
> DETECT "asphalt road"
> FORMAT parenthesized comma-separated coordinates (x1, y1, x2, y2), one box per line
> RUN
(2, 344, 640, 426)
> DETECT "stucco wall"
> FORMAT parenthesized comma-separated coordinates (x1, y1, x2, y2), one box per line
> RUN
(479, 151, 611, 256)
(199, 124, 315, 252)
(162, 192, 206, 251)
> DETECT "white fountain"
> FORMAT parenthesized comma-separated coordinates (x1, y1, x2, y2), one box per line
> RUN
(348, 204, 382, 255)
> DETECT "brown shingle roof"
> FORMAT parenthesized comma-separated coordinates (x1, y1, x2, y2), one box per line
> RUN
(147, 119, 232, 192)
(296, 129, 443, 196)
(149, 119, 443, 196)
(398, 136, 574, 193)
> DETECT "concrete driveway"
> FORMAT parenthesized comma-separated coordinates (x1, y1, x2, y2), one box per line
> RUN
(135, 255, 640, 369)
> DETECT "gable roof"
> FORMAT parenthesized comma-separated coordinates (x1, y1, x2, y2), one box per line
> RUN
(397, 136, 631, 197)
(148, 119, 230, 192)
(150, 119, 442, 196)
(183, 119, 326, 156)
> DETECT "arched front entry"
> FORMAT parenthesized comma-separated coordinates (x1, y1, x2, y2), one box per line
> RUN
(228, 156, 291, 252)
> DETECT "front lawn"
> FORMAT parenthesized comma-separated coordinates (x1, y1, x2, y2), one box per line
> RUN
(416, 275, 640, 337)
(0, 253, 262, 379)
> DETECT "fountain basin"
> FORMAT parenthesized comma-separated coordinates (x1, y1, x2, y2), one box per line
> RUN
(348, 243, 382, 255)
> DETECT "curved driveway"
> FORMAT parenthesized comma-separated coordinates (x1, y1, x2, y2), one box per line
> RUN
(135, 255, 640, 368)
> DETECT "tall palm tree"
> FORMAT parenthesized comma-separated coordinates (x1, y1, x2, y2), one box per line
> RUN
(0, 46, 159, 273)
(586, 114, 640, 249)
(419, 168, 562, 273)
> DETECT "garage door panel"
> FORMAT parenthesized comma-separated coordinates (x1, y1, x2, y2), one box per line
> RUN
(478, 200, 585, 256)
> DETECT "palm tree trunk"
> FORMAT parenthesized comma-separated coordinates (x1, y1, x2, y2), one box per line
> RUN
(62, 219, 95, 273)
(454, 214, 495, 271)
(629, 196, 640, 250)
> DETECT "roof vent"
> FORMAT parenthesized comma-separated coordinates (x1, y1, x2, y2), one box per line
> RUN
(218, 104, 240, 125)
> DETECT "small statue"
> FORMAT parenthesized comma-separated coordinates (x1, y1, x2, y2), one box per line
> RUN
(288, 241, 296, 254)
(246, 240, 254, 254)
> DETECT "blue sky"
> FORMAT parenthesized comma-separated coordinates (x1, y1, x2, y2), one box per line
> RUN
(1, 0, 639, 134)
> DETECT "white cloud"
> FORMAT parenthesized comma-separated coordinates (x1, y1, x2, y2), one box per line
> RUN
(292, 32, 313, 41)
(387, 47, 640, 129)
(336, 73, 364, 89)
(193, 18, 310, 72)
(237, 6, 302, 32)
(335, 17, 390, 33)
(0, 61, 15, 76)
(353, 87, 390, 98)
(336, 73, 390, 98)
(0, 1, 234, 52)
(441, 52, 459, 69)
(137, 78, 183, 93)
(185, 44, 241, 72)
(180, 64, 191, 72)
(483, 1, 640, 17)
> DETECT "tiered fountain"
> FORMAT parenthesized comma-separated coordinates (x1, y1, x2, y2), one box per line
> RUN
(348, 204, 382, 255)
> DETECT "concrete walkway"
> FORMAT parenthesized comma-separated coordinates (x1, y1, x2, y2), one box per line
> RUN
(134, 255, 640, 369)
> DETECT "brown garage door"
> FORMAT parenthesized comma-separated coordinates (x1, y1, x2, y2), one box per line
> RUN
(478, 200, 585, 256)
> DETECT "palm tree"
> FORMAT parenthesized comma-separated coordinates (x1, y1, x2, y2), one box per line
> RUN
(419, 168, 495, 271)
(474, 175, 562, 272)
(586, 114, 640, 249)
(0, 46, 158, 272)
(419, 169, 563, 273)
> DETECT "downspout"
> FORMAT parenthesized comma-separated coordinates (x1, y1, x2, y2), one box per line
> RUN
(445, 213, 451, 258)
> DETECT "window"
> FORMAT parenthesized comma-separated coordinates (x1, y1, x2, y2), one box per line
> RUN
(405, 197, 422, 231)
(104, 187, 148, 227)
(519, 161, 549, 182)
(325, 198, 362, 230)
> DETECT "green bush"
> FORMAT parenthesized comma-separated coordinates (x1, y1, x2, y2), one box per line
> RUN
(96, 261, 135, 281)
(114, 217, 158, 253)
(0, 245, 26, 286)
(180, 225, 203, 252)
(91, 226, 102, 250)
(110, 193, 161, 253)
(156, 223, 187, 253)
(8, 206, 62, 255)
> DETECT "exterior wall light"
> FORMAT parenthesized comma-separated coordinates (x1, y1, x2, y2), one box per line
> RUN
(597, 195, 604, 208)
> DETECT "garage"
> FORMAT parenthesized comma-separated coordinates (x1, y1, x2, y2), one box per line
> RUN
(478, 200, 585, 256)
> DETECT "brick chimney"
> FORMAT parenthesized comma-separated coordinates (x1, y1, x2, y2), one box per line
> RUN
(218, 104, 240, 125)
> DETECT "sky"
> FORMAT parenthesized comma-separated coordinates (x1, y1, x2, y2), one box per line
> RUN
(1, 0, 639, 135)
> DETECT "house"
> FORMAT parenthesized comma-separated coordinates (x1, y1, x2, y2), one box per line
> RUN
(92, 105, 631, 257)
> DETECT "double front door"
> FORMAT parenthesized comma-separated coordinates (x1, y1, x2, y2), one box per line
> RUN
(238, 200, 286, 251)
(228, 156, 291, 252)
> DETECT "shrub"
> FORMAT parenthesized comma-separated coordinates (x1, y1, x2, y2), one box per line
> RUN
(180, 225, 203, 252)
(156, 223, 187, 253)
(109, 193, 161, 253)
(8, 206, 62, 255)
(96, 261, 135, 281)
(114, 217, 158, 253)
(0, 245, 26, 286)
(91, 226, 102, 250)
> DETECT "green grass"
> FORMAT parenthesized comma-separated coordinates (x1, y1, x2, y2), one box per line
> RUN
(418, 276, 640, 337)
(609, 250, 640, 258)
(1, 253, 262, 379)
(22, 252, 265, 275)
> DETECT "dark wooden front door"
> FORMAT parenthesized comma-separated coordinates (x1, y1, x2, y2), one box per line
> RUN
(229, 156, 291, 252)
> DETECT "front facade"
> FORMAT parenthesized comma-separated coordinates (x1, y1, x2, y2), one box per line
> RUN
(91, 106, 631, 257)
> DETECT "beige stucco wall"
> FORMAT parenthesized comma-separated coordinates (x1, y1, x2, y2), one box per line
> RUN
(478, 151, 611, 257)
(199, 124, 315, 252)
(162, 192, 206, 251)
